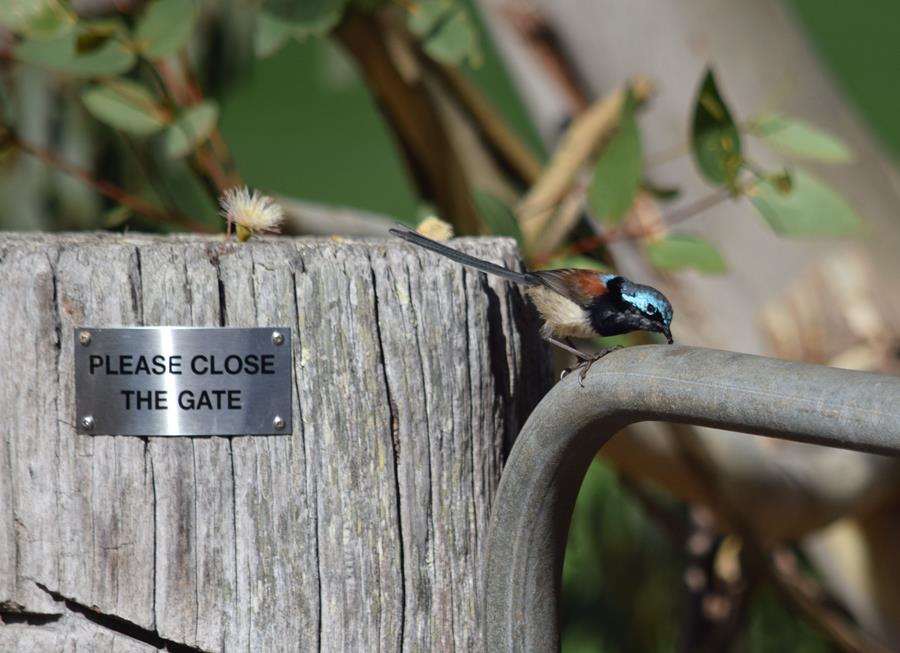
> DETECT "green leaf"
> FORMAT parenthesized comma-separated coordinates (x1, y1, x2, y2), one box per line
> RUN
(102, 205, 132, 228)
(588, 90, 642, 224)
(407, 0, 482, 67)
(473, 190, 522, 245)
(691, 68, 743, 187)
(749, 170, 861, 237)
(164, 100, 219, 158)
(540, 255, 611, 273)
(751, 113, 852, 163)
(81, 79, 168, 136)
(646, 235, 726, 274)
(262, 0, 347, 22)
(0, 0, 40, 32)
(254, 12, 295, 58)
(0, 0, 73, 39)
(75, 19, 129, 53)
(135, 0, 196, 59)
(15, 32, 136, 76)
(253, 10, 342, 58)
(65, 39, 135, 76)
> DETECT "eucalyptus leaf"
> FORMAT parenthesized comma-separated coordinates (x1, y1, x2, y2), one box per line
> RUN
(254, 12, 295, 58)
(749, 170, 861, 237)
(646, 235, 726, 274)
(164, 101, 218, 158)
(262, 0, 346, 22)
(751, 113, 852, 163)
(82, 79, 168, 136)
(588, 90, 642, 224)
(691, 68, 742, 187)
(407, 0, 482, 67)
(0, 0, 73, 39)
(0, 0, 40, 32)
(254, 10, 341, 58)
(75, 19, 128, 53)
(15, 32, 135, 76)
(135, 0, 196, 59)
(76, 31, 112, 54)
(473, 190, 522, 245)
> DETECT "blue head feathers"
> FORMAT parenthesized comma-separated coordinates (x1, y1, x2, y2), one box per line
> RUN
(614, 278, 674, 342)
(621, 286, 673, 323)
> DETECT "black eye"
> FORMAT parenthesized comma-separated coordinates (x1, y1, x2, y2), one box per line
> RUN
(646, 305, 657, 315)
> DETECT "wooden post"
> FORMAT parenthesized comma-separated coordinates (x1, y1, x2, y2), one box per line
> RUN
(0, 233, 550, 652)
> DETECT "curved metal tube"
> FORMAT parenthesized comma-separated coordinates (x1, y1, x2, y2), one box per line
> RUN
(484, 345, 900, 652)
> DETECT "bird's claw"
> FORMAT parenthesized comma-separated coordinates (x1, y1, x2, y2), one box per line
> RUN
(560, 346, 623, 387)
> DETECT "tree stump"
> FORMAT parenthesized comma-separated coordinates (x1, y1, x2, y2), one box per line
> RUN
(0, 233, 550, 652)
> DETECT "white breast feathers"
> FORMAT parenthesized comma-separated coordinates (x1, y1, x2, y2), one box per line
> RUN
(525, 286, 595, 339)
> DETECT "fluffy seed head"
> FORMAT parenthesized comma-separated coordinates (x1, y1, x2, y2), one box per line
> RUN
(416, 215, 454, 241)
(219, 186, 284, 234)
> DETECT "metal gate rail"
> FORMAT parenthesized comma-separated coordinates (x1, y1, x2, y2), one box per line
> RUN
(484, 345, 900, 651)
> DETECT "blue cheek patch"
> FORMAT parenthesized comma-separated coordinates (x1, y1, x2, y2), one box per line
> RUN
(622, 291, 672, 323)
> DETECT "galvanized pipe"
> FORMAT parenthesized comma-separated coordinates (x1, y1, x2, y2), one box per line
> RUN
(484, 345, 900, 652)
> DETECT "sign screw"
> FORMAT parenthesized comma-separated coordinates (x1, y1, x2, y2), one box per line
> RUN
(81, 415, 95, 431)
(79, 330, 92, 346)
(271, 331, 284, 346)
(273, 415, 285, 431)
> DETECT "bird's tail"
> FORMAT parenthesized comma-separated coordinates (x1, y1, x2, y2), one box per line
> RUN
(389, 227, 534, 285)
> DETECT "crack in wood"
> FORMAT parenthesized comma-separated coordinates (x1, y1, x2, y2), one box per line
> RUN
(290, 265, 323, 653)
(368, 256, 407, 651)
(0, 609, 61, 626)
(146, 437, 158, 632)
(33, 582, 210, 653)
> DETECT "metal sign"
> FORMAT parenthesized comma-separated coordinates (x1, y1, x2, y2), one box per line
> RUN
(74, 327, 292, 436)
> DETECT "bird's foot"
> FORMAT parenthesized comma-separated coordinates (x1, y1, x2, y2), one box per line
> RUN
(560, 346, 624, 387)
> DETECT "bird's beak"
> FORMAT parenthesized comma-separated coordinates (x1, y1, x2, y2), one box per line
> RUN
(663, 325, 673, 344)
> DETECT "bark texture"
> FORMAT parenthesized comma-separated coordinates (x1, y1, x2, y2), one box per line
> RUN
(0, 232, 550, 652)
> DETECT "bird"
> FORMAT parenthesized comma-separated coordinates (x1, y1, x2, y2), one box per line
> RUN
(390, 226, 674, 383)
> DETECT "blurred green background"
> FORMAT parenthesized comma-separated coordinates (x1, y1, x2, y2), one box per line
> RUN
(788, 0, 900, 158)
(219, 0, 900, 223)
(219, 22, 542, 223)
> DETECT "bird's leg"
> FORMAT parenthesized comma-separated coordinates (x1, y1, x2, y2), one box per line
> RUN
(545, 336, 592, 360)
(575, 347, 623, 386)
(545, 337, 623, 387)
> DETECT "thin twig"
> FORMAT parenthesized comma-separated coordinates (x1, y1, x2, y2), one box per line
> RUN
(152, 58, 237, 236)
(176, 51, 240, 178)
(661, 187, 732, 228)
(13, 135, 213, 232)
(333, 8, 482, 235)
(153, 58, 239, 191)
(498, 3, 591, 114)
(539, 187, 731, 264)
(118, 133, 182, 219)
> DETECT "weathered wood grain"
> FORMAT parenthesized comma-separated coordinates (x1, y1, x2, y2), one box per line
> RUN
(0, 615, 159, 653)
(0, 233, 549, 651)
